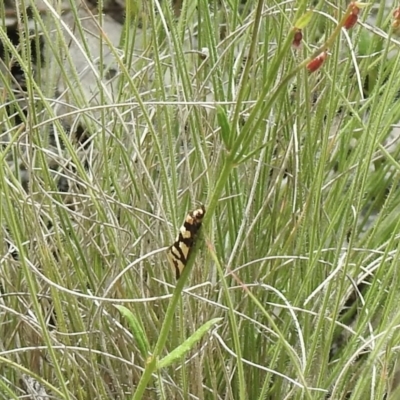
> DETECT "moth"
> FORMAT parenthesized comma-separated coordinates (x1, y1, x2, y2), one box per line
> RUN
(167, 205, 206, 279)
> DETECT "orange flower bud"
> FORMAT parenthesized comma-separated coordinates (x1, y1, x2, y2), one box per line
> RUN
(344, 13, 358, 30)
(292, 29, 303, 49)
(343, 2, 361, 30)
(306, 52, 328, 73)
(349, 2, 361, 16)
(393, 7, 400, 29)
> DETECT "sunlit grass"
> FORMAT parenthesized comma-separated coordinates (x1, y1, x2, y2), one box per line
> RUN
(1, 0, 400, 399)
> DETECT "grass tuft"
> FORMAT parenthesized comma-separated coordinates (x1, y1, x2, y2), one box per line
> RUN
(1, 0, 400, 399)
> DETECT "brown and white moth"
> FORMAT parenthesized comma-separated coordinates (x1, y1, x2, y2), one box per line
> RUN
(167, 205, 206, 279)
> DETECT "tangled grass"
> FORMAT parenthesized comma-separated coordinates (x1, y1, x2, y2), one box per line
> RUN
(2, 1, 400, 399)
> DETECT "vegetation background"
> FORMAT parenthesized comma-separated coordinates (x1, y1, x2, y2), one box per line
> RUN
(1, 0, 400, 399)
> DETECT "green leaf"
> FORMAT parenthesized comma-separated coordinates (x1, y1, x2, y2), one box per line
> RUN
(353, 2, 369, 9)
(358, 28, 373, 56)
(157, 318, 223, 369)
(294, 10, 313, 29)
(116, 305, 150, 359)
(217, 106, 232, 150)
